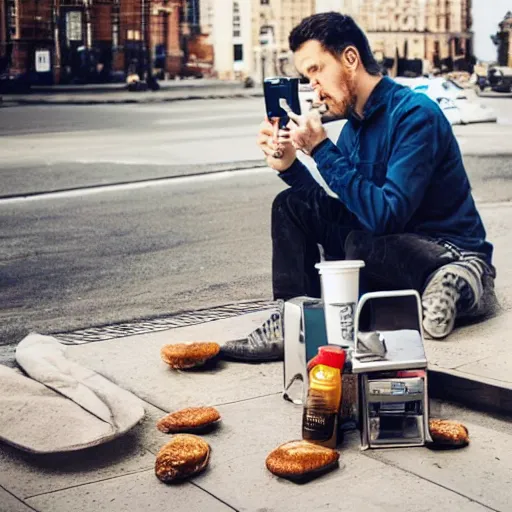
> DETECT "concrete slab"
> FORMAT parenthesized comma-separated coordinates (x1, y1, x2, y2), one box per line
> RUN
(25, 470, 233, 512)
(0, 486, 35, 512)
(0, 427, 154, 499)
(129, 393, 301, 462)
(136, 395, 502, 511)
(425, 310, 512, 370)
(138, 393, 491, 512)
(66, 312, 283, 412)
(369, 422, 512, 512)
(457, 352, 512, 385)
(193, 432, 490, 512)
(131, 405, 173, 456)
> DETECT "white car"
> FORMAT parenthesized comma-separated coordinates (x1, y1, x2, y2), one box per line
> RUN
(394, 76, 497, 125)
(298, 82, 316, 115)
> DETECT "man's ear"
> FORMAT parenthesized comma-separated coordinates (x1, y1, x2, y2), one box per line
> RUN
(343, 46, 360, 70)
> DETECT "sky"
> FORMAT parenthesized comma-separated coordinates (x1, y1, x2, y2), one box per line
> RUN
(472, 0, 511, 62)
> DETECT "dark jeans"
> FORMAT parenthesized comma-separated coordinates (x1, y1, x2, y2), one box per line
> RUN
(271, 187, 484, 302)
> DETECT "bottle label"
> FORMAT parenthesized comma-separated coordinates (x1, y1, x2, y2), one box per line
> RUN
(302, 409, 337, 442)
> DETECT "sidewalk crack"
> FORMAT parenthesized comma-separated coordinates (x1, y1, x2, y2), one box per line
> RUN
(23, 467, 153, 500)
(214, 392, 281, 408)
(0, 484, 40, 512)
(190, 482, 240, 512)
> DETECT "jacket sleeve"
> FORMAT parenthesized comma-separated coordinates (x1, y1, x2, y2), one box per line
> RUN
(312, 104, 440, 234)
(278, 157, 323, 191)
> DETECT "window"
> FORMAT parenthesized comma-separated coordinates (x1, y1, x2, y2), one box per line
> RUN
(7, 0, 17, 38)
(454, 37, 462, 55)
(233, 1, 241, 38)
(234, 44, 243, 62)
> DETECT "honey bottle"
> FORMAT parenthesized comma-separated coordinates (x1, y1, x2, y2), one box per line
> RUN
(302, 346, 346, 449)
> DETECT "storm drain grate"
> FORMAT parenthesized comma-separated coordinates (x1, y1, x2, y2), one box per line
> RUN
(54, 300, 276, 344)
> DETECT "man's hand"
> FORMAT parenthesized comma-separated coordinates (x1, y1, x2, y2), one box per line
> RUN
(257, 118, 296, 172)
(286, 109, 328, 156)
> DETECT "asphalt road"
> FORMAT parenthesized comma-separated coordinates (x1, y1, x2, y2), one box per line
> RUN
(1, 96, 512, 345)
(0, 98, 266, 197)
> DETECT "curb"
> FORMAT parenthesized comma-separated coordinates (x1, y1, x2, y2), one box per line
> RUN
(428, 367, 512, 416)
(1, 90, 264, 106)
(0, 161, 267, 201)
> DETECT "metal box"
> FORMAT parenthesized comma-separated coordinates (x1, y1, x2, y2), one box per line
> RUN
(282, 297, 328, 405)
(352, 290, 432, 449)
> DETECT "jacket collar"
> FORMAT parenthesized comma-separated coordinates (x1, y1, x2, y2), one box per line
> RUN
(349, 76, 396, 124)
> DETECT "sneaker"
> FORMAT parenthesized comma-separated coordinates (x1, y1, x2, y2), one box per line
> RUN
(221, 301, 284, 362)
(421, 264, 476, 340)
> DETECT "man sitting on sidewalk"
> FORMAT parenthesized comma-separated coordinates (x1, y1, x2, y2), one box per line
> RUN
(222, 12, 497, 362)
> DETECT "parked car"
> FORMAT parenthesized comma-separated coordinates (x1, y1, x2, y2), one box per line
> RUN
(394, 76, 497, 125)
(477, 66, 512, 93)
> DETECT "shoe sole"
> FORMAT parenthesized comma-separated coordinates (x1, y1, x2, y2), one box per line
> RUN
(220, 351, 283, 363)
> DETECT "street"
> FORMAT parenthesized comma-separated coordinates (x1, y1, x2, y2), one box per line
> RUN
(0, 96, 512, 345)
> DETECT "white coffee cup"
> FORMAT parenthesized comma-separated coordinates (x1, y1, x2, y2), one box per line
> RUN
(315, 260, 365, 347)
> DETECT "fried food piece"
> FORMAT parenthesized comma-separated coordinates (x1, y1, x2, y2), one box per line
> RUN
(157, 407, 221, 434)
(266, 440, 339, 480)
(160, 342, 220, 369)
(155, 434, 210, 483)
(429, 419, 469, 447)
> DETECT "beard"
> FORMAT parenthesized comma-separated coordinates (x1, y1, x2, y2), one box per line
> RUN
(322, 69, 357, 119)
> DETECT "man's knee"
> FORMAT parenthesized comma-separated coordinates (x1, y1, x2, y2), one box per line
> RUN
(272, 188, 304, 223)
(344, 230, 374, 260)
(272, 188, 293, 211)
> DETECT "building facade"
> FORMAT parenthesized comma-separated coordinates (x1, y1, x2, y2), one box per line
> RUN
(205, 0, 251, 80)
(492, 11, 512, 67)
(251, 0, 315, 80)
(316, 0, 473, 73)
(0, 0, 205, 85)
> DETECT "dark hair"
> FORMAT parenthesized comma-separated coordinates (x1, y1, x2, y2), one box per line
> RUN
(289, 12, 381, 75)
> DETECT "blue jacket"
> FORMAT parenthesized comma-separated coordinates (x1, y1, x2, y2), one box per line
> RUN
(280, 76, 493, 264)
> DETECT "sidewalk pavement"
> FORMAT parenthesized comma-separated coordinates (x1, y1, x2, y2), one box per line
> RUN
(1, 302, 511, 512)
(1, 204, 511, 512)
(0, 80, 264, 106)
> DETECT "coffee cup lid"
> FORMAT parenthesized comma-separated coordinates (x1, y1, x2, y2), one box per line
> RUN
(315, 260, 365, 272)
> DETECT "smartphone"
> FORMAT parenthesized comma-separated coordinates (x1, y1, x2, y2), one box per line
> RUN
(263, 77, 301, 129)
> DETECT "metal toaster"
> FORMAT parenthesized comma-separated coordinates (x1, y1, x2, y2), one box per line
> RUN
(282, 297, 328, 405)
(351, 290, 432, 450)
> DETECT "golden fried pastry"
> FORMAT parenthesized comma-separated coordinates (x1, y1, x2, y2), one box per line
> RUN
(266, 440, 339, 480)
(429, 419, 469, 447)
(157, 406, 221, 434)
(155, 434, 210, 483)
(160, 342, 220, 369)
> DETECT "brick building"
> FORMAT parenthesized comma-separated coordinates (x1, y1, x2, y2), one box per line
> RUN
(0, 0, 190, 85)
